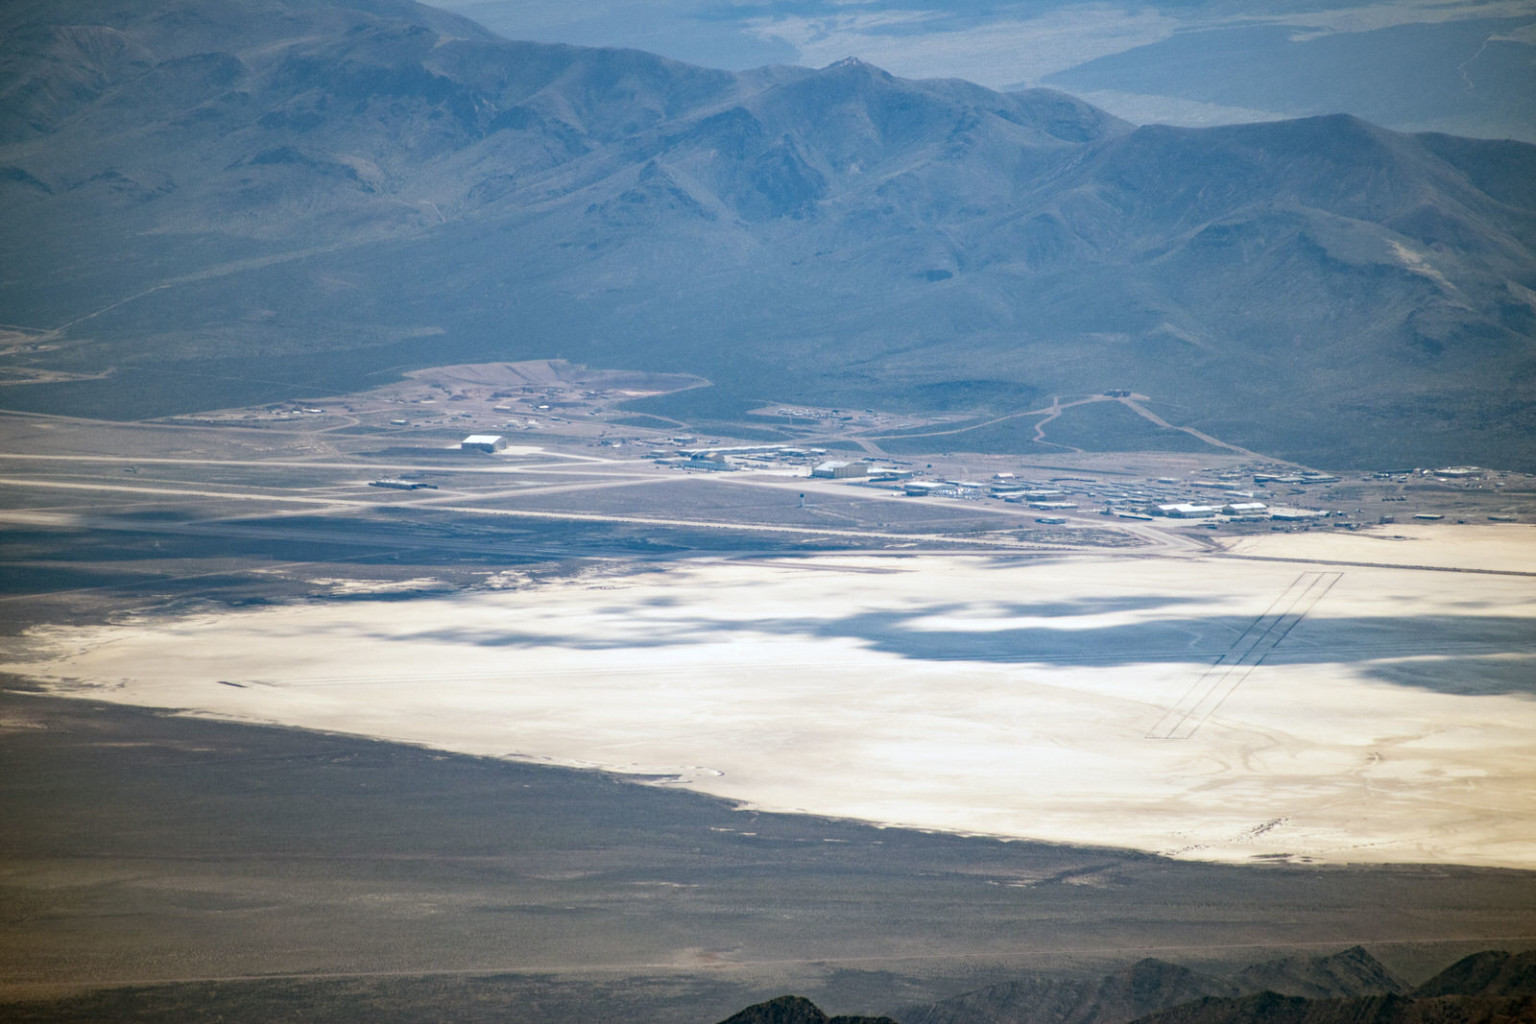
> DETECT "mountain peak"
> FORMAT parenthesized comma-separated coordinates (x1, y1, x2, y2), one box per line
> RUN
(715, 994, 898, 1024)
(819, 55, 892, 79)
(1230, 945, 1406, 998)
(1415, 950, 1536, 998)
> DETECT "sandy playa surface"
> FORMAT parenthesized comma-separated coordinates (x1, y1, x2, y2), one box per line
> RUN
(1220, 523, 1536, 573)
(7, 528, 1535, 868)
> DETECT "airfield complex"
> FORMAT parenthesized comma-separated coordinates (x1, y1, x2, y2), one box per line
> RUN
(148, 361, 1534, 535)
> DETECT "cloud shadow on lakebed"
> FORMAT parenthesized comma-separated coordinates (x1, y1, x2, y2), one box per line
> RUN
(389, 595, 1536, 698)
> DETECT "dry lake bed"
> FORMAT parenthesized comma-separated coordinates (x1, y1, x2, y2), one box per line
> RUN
(8, 524, 1533, 869)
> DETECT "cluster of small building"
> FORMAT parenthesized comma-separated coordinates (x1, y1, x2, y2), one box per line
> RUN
(652, 444, 832, 471)
(1116, 476, 1338, 525)
(880, 467, 1360, 527)
(886, 461, 1511, 527)
(650, 445, 917, 480)
(250, 404, 329, 419)
(1149, 501, 1270, 519)
(1253, 472, 1341, 485)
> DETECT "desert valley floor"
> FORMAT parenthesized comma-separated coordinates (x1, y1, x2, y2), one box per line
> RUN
(1, 370, 1533, 1020)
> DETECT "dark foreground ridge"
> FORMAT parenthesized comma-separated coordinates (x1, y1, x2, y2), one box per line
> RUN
(716, 950, 1536, 1024)
(2, 0, 1534, 468)
(1125, 991, 1535, 1024)
(1413, 949, 1536, 998)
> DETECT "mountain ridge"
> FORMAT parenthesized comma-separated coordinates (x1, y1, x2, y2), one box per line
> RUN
(2, 0, 1533, 468)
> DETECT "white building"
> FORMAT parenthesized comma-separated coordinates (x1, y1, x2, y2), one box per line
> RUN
(461, 434, 507, 452)
(1155, 503, 1218, 518)
(1270, 507, 1327, 521)
(811, 461, 869, 479)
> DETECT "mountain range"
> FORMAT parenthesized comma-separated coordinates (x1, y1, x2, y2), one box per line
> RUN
(2, 0, 1534, 468)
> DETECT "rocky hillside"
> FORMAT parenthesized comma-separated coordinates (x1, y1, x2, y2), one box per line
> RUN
(901, 959, 1239, 1024)
(1228, 946, 1408, 1000)
(1411, 949, 1536, 999)
(1118, 949, 1535, 1024)
(898, 948, 1408, 1024)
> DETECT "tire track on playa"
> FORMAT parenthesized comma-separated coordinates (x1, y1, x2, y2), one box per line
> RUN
(1148, 571, 1342, 740)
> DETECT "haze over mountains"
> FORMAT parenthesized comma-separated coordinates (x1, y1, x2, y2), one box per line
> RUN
(435, 1, 1536, 143)
(2, 0, 1534, 468)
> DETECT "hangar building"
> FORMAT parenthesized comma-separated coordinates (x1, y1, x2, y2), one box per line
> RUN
(461, 434, 508, 452)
